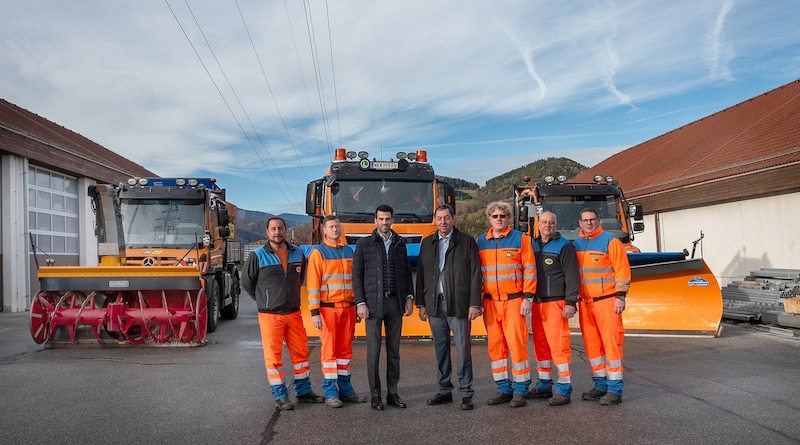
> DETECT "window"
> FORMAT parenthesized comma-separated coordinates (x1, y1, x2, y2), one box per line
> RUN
(28, 166, 79, 254)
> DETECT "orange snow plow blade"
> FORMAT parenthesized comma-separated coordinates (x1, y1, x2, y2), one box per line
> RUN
(569, 258, 723, 337)
(299, 286, 488, 340)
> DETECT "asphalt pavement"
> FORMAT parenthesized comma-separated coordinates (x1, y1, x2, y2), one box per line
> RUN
(1, 297, 800, 445)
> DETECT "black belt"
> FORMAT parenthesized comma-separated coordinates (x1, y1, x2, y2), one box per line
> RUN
(319, 301, 356, 308)
(581, 294, 615, 303)
(384, 291, 397, 298)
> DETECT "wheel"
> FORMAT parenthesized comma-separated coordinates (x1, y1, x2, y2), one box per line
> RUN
(30, 292, 55, 344)
(205, 278, 220, 333)
(221, 273, 240, 320)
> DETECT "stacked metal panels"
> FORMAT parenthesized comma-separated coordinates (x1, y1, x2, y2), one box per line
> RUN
(722, 269, 800, 328)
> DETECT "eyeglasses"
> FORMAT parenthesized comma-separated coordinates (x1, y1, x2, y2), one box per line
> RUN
(490, 214, 507, 219)
(580, 218, 598, 223)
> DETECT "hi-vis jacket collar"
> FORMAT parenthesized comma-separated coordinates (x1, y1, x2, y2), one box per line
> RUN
(487, 226, 512, 240)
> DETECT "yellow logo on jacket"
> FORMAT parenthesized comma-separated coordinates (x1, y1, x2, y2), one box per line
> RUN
(544, 258, 554, 265)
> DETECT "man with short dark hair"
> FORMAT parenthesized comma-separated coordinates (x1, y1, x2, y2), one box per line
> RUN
(241, 217, 325, 411)
(353, 204, 414, 411)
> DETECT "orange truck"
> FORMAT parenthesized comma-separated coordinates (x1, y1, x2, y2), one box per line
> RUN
(513, 174, 723, 337)
(302, 148, 487, 338)
(31, 178, 242, 346)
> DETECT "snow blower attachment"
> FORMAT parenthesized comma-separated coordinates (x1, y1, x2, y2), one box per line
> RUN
(31, 178, 241, 346)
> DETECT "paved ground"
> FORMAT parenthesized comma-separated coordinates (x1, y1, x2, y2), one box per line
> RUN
(1, 297, 799, 445)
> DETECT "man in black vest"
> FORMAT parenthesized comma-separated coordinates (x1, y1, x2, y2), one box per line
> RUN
(353, 204, 415, 410)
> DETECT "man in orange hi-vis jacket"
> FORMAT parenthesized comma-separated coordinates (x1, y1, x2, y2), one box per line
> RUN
(477, 201, 537, 408)
(307, 215, 367, 408)
(573, 207, 631, 406)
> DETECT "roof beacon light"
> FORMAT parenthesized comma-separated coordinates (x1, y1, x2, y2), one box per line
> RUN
(415, 150, 427, 163)
(334, 148, 347, 161)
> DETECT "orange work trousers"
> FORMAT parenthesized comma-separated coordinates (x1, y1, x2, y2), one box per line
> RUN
(531, 300, 572, 389)
(578, 296, 624, 393)
(318, 306, 357, 381)
(257, 311, 312, 390)
(482, 298, 531, 395)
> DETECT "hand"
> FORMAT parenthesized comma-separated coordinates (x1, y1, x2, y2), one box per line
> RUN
(520, 299, 532, 316)
(614, 298, 626, 315)
(563, 304, 576, 319)
(404, 299, 414, 316)
(418, 307, 428, 322)
(312, 315, 322, 330)
(357, 304, 369, 320)
(468, 306, 482, 321)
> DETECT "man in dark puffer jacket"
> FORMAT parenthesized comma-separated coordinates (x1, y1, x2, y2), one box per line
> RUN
(353, 204, 414, 411)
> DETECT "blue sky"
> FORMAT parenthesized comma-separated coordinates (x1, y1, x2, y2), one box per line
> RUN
(2, 1, 799, 214)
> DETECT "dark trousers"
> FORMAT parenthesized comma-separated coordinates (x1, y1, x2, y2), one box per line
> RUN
(429, 296, 474, 398)
(365, 297, 403, 398)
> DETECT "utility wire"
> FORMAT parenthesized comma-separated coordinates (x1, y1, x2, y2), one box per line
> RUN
(235, 0, 310, 182)
(165, 0, 297, 210)
(324, 0, 342, 148)
(302, 0, 334, 154)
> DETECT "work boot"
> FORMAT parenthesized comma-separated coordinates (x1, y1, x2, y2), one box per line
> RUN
(487, 392, 513, 405)
(325, 397, 343, 408)
(599, 393, 622, 405)
(340, 393, 367, 403)
(296, 391, 325, 404)
(275, 398, 294, 411)
(582, 388, 607, 401)
(460, 397, 474, 410)
(527, 388, 553, 399)
(547, 394, 571, 406)
(509, 394, 527, 408)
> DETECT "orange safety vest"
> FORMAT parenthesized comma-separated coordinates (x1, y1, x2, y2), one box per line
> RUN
(306, 239, 355, 316)
(573, 227, 631, 299)
(477, 226, 537, 299)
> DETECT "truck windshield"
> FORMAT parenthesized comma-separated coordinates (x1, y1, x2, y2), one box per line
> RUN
(539, 195, 624, 240)
(120, 199, 205, 248)
(332, 180, 434, 222)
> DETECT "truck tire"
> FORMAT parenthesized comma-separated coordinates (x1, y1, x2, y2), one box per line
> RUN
(206, 278, 220, 333)
(221, 273, 240, 320)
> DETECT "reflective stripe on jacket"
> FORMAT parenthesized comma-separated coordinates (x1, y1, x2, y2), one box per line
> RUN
(477, 226, 536, 300)
(307, 239, 355, 316)
(573, 227, 631, 298)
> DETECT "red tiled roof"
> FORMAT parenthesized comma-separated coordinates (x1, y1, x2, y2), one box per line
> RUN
(0, 99, 155, 182)
(573, 80, 800, 199)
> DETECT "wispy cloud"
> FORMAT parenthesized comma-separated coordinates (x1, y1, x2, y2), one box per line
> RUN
(706, 0, 735, 82)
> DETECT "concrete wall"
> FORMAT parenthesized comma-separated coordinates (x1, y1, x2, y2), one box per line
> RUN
(632, 192, 800, 286)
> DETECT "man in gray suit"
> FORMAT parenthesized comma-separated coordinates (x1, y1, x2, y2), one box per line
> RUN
(416, 204, 483, 410)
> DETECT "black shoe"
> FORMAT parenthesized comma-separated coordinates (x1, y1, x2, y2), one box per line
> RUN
(599, 393, 622, 405)
(371, 396, 384, 410)
(275, 398, 294, 411)
(426, 393, 453, 406)
(296, 391, 325, 403)
(386, 394, 407, 408)
(460, 397, 474, 410)
(527, 388, 553, 399)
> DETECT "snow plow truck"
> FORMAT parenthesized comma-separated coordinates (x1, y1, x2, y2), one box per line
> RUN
(30, 177, 242, 346)
(301, 148, 479, 338)
(513, 174, 723, 337)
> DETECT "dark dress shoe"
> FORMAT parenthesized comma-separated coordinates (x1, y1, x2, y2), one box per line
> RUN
(461, 397, 474, 410)
(386, 394, 407, 408)
(426, 393, 453, 406)
(371, 396, 384, 410)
